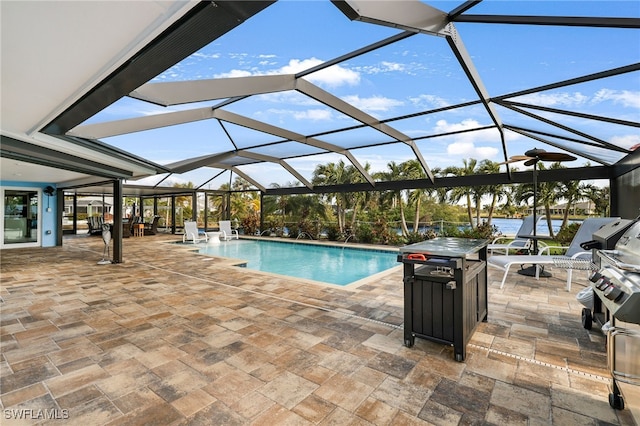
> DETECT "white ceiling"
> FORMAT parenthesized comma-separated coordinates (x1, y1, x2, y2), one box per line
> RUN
(0, 0, 198, 186)
(0, 158, 86, 183)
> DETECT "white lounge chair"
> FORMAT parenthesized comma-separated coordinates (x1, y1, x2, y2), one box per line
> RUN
(488, 215, 542, 255)
(488, 217, 619, 291)
(219, 220, 239, 241)
(183, 221, 208, 243)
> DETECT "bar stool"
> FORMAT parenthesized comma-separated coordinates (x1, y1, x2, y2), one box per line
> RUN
(134, 223, 144, 237)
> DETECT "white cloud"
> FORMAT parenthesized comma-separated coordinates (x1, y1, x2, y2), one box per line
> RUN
(512, 92, 589, 107)
(592, 89, 640, 109)
(258, 107, 333, 122)
(293, 109, 333, 121)
(287, 59, 360, 88)
(409, 94, 450, 109)
(446, 141, 499, 160)
(213, 69, 253, 78)
(212, 57, 360, 89)
(192, 52, 221, 60)
(513, 89, 640, 109)
(610, 134, 640, 150)
(432, 119, 500, 159)
(434, 118, 481, 134)
(358, 61, 407, 75)
(341, 95, 403, 113)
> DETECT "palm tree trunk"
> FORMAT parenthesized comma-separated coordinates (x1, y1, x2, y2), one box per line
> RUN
(487, 194, 497, 225)
(466, 193, 474, 229)
(561, 196, 572, 228)
(399, 195, 409, 236)
(413, 198, 421, 233)
(350, 205, 358, 231)
(544, 204, 555, 238)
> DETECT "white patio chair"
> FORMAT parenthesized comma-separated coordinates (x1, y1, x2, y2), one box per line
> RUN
(183, 221, 208, 243)
(219, 220, 239, 241)
(488, 217, 619, 291)
(488, 215, 542, 255)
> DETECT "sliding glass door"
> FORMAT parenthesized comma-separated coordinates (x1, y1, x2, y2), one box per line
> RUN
(2, 188, 40, 247)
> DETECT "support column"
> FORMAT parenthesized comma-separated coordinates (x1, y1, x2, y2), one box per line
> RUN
(192, 192, 198, 221)
(171, 196, 176, 234)
(204, 193, 209, 231)
(113, 179, 123, 263)
(56, 189, 64, 246)
(260, 192, 264, 234)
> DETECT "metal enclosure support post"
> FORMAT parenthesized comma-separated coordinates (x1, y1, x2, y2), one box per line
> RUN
(56, 189, 64, 246)
(192, 192, 197, 221)
(204, 193, 209, 231)
(171, 196, 176, 234)
(113, 179, 123, 263)
(260, 192, 264, 234)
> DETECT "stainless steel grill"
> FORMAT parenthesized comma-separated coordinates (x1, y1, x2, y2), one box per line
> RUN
(585, 218, 640, 416)
(590, 219, 640, 324)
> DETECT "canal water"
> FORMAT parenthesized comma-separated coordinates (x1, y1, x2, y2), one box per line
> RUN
(484, 218, 577, 236)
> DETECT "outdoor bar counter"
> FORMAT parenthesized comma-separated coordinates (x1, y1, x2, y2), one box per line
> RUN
(398, 237, 489, 361)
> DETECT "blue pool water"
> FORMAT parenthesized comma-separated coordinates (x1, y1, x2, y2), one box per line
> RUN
(194, 239, 398, 286)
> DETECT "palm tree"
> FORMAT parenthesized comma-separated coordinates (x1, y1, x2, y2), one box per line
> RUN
(496, 184, 519, 218)
(265, 181, 300, 234)
(558, 177, 585, 228)
(403, 159, 427, 233)
(444, 158, 480, 228)
(539, 162, 565, 236)
(344, 163, 370, 232)
(381, 161, 410, 237)
(312, 160, 366, 233)
(582, 184, 610, 216)
(477, 159, 504, 225)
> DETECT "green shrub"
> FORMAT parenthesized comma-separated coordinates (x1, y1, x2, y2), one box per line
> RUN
(404, 230, 438, 244)
(459, 221, 499, 240)
(371, 215, 394, 245)
(556, 222, 580, 245)
(324, 223, 341, 241)
(355, 222, 374, 244)
(241, 215, 260, 236)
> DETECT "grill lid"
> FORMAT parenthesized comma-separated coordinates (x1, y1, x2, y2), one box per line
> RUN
(610, 219, 640, 267)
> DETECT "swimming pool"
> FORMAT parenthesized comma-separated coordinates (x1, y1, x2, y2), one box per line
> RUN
(193, 239, 399, 286)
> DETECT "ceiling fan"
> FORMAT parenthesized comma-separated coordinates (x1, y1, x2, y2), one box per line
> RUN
(502, 148, 577, 166)
(503, 148, 577, 277)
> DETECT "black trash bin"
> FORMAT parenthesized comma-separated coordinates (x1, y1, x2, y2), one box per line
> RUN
(398, 237, 489, 362)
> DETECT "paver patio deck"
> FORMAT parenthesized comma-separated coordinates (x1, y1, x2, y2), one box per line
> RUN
(1, 233, 636, 425)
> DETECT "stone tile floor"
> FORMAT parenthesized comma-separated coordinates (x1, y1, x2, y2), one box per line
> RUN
(0, 234, 636, 425)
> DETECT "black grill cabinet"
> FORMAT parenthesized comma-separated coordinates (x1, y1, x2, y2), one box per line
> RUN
(398, 238, 489, 362)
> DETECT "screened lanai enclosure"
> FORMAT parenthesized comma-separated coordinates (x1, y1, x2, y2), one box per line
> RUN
(1, 1, 639, 261)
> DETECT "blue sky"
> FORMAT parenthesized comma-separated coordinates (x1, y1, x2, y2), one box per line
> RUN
(87, 1, 640, 189)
